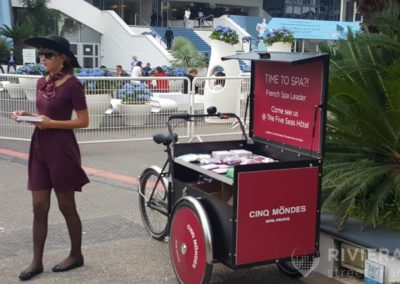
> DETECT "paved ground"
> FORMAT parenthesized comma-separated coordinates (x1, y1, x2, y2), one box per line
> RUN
(0, 138, 343, 283)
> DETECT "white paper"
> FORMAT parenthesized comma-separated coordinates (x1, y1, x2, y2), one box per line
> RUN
(16, 115, 43, 122)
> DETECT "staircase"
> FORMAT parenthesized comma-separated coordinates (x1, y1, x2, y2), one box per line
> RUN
(152, 27, 211, 54)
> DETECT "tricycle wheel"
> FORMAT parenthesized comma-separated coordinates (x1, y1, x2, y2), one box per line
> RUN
(138, 167, 169, 241)
(276, 254, 319, 279)
(276, 262, 303, 278)
(169, 196, 213, 284)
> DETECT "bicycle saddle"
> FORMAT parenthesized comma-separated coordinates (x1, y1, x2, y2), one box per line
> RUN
(153, 133, 178, 146)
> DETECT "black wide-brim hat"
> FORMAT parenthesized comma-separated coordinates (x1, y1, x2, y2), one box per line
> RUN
(24, 35, 80, 68)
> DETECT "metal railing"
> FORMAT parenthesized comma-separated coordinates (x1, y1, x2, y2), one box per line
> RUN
(133, 13, 166, 47)
(0, 74, 251, 143)
(193, 14, 214, 28)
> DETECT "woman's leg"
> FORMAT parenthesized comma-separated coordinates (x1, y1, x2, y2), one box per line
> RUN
(54, 191, 83, 267)
(24, 190, 51, 272)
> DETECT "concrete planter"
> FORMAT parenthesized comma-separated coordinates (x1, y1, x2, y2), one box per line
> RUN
(86, 94, 112, 129)
(204, 40, 241, 121)
(19, 77, 39, 101)
(119, 103, 151, 126)
(267, 42, 292, 52)
(3, 82, 25, 99)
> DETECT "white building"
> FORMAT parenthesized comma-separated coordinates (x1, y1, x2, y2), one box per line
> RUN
(5, 0, 355, 69)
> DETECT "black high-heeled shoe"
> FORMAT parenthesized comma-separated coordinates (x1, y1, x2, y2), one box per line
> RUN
(18, 267, 43, 281)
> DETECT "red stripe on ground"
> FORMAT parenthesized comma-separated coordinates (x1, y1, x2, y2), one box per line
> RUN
(0, 147, 139, 186)
(0, 148, 29, 160)
(83, 166, 139, 185)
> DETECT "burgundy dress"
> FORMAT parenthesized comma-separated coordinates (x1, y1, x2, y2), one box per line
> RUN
(28, 76, 90, 192)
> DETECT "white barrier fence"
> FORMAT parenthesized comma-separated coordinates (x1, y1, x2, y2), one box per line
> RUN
(0, 74, 251, 143)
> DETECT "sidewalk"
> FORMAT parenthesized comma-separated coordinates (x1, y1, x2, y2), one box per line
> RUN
(0, 139, 342, 283)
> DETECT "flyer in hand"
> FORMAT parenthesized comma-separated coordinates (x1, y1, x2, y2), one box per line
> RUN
(16, 116, 43, 122)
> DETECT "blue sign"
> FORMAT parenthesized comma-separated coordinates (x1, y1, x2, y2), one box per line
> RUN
(267, 18, 361, 40)
(364, 260, 384, 284)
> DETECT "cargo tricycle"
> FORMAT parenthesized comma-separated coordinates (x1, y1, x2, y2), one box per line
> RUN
(138, 52, 329, 283)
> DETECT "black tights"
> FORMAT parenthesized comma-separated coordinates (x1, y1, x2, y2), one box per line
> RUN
(25, 190, 82, 271)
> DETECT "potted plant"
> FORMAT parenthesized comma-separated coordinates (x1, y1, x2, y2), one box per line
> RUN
(242, 35, 259, 52)
(262, 28, 295, 52)
(209, 26, 239, 45)
(75, 67, 114, 129)
(75, 67, 113, 94)
(117, 82, 153, 126)
(206, 26, 241, 118)
(15, 63, 47, 100)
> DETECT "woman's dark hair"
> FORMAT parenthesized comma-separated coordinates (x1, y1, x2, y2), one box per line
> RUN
(136, 61, 142, 67)
(156, 66, 163, 72)
(63, 57, 74, 74)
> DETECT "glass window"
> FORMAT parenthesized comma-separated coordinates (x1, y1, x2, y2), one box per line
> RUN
(70, 44, 78, 56)
(83, 45, 94, 56)
(84, 57, 94, 68)
(80, 25, 101, 43)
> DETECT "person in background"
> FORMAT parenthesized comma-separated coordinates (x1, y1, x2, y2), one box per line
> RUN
(7, 49, 17, 73)
(130, 55, 139, 72)
(164, 27, 174, 50)
(157, 14, 162, 27)
(150, 10, 157, 26)
(214, 71, 226, 88)
(115, 65, 128, 77)
(183, 68, 198, 94)
(12, 35, 89, 281)
(142, 62, 152, 76)
(198, 8, 204, 27)
(154, 66, 169, 92)
(130, 61, 142, 82)
(183, 8, 191, 28)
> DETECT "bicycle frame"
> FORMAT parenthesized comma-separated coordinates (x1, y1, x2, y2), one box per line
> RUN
(141, 107, 251, 234)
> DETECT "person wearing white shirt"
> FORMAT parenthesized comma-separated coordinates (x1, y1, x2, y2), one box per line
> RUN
(130, 55, 138, 71)
(184, 8, 191, 28)
(130, 61, 142, 82)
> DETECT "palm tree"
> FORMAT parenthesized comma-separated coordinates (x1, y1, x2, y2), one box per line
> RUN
(0, 23, 33, 63)
(319, 1, 400, 229)
(171, 37, 208, 69)
(17, 0, 59, 36)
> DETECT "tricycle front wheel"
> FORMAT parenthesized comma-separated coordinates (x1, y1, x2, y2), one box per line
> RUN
(169, 196, 213, 284)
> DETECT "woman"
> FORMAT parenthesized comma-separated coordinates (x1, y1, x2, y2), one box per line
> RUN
(12, 35, 89, 281)
(154, 66, 170, 92)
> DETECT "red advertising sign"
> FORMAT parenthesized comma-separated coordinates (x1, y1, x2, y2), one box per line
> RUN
(236, 167, 319, 265)
(253, 60, 324, 153)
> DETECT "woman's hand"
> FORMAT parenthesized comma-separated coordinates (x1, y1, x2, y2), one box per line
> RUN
(12, 110, 32, 122)
(33, 115, 52, 129)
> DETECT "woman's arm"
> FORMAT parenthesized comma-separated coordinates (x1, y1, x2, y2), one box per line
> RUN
(35, 109, 89, 130)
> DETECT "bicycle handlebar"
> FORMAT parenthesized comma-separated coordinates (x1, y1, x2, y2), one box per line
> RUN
(167, 107, 253, 145)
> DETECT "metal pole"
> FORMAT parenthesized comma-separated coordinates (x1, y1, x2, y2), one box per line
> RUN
(339, 0, 347, 21)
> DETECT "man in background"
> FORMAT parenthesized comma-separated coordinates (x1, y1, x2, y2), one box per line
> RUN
(150, 10, 156, 26)
(7, 49, 16, 73)
(115, 65, 128, 77)
(142, 62, 152, 76)
(164, 27, 174, 50)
